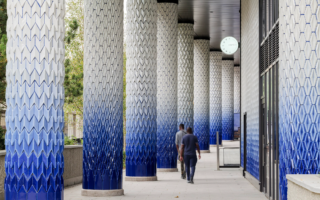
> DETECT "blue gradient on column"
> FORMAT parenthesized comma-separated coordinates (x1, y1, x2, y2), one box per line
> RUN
(5, 62, 65, 199)
(83, 103, 123, 190)
(126, 108, 157, 176)
(222, 115, 234, 140)
(194, 116, 210, 150)
(210, 123, 222, 145)
(157, 124, 177, 168)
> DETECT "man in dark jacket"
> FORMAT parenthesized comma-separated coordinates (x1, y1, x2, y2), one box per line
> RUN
(180, 127, 201, 184)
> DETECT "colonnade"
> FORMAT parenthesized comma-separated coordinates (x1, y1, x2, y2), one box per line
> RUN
(4, 0, 239, 198)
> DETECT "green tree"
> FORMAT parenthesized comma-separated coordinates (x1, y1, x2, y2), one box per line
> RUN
(64, 0, 84, 118)
(0, 0, 7, 110)
(64, 19, 83, 104)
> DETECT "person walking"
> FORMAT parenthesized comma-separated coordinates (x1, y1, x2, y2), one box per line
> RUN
(180, 127, 201, 184)
(175, 124, 187, 179)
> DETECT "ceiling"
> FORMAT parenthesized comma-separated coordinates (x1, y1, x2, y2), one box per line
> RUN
(178, 0, 241, 65)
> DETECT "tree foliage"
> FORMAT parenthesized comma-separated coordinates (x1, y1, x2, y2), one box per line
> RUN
(64, 0, 84, 117)
(0, 0, 7, 110)
(64, 19, 83, 104)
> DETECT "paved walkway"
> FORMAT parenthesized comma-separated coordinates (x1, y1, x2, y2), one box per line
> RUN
(65, 141, 265, 200)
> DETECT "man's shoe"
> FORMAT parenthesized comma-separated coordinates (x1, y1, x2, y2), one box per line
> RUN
(187, 180, 191, 183)
(183, 173, 186, 179)
(190, 178, 194, 184)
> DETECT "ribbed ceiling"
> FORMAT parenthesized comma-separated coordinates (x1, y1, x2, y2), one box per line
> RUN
(178, 0, 241, 65)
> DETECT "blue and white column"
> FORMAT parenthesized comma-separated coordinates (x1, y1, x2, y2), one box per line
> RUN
(125, 0, 157, 181)
(234, 67, 241, 114)
(177, 23, 194, 130)
(279, 1, 320, 199)
(194, 39, 210, 152)
(5, 1, 65, 199)
(234, 66, 240, 135)
(157, 1, 178, 171)
(209, 51, 222, 146)
(222, 60, 234, 141)
(82, 0, 124, 196)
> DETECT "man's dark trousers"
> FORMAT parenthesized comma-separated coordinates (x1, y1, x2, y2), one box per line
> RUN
(184, 155, 197, 181)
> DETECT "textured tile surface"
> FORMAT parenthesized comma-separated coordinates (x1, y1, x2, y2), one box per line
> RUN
(279, 1, 320, 199)
(125, 0, 157, 177)
(194, 40, 210, 150)
(240, 0, 260, 180)
(209, 52, 222, 145)
(177, 23, 194, 130)
(222, 60, 234, 141)
(157, 2, 178, 169)
(83, 0, 123, 190)
(5, 0, 66, 199)
(234, 67, 241, 114)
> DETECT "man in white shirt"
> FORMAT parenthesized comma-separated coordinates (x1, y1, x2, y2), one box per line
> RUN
(175, 124, 187, 179)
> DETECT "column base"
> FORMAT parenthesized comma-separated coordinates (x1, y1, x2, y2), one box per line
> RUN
(200, 150, 210, 153)
(157, 168, 178, 172)
(125, 176, 157, 181)
(81, 189, 124, 197)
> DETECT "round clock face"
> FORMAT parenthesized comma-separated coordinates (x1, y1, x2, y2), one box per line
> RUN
(220, 37, 239, 55)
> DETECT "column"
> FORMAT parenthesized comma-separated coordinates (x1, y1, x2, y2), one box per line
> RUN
(194, 39, 210, 152)
(177, 22, 194, 130)
(82, 0, 123, 196)
(222, 60, 234, 141)
(157, 1, 178, 171)
(5, 1, 65, 199)
(125, 0, 157, 181)
(209, 51, 222, 146)
(234, 67, 241, 114)
(279, 1, 320, 199)
(234, 66, 240, 135)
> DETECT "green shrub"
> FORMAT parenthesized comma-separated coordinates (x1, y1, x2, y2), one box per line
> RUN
(64, 135, 77, 145)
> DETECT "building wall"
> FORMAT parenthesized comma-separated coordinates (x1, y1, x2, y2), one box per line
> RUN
(279, 1, 320, 199)
(240, 0, 260, 180)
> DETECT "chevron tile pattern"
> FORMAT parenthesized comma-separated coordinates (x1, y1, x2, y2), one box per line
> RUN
(240, 0, 259, 179)
(194, 40, 210, 151)
(157, 3, 178, 169)
(177, 24, 194, 131)
(279, 1, 320, 199)
(234, 67, 240, 114)
(5, 0, 65, 199)
(83, 0, 123, 190)
(125, 0, 157, 177)
(209, 52, 222, 145)
(222, 60, 234, 141)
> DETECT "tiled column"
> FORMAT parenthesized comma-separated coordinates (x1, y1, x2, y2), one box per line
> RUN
(279, 1, 320, 199)
(222, 60, 234, 141)
(234, 66, 241, 114)
(82, 0, 124, 196)
(157, 1, 178, 171)
(125, 0, 157, 181)
(194, 39, 210, 152)
(5, 1, 65, 199)
(177, 23, 194, 130)
(209, 51, 222, 146)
